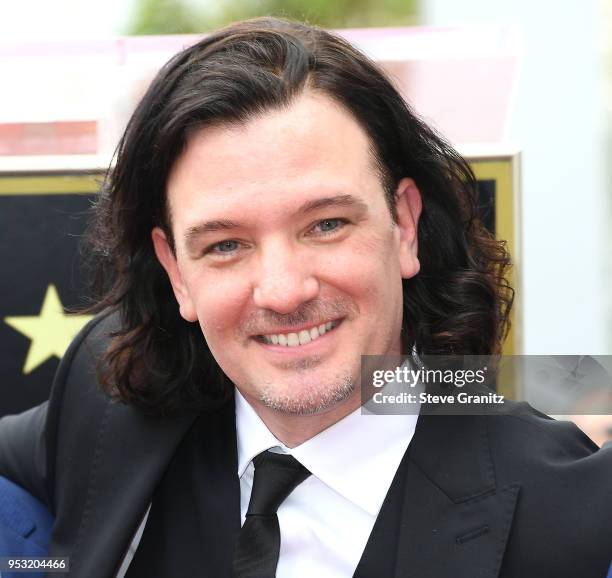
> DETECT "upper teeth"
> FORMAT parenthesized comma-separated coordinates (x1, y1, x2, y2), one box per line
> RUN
(262, 321, 336, 347)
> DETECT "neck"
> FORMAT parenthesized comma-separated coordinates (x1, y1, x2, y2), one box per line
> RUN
(241, 389, 362, 448)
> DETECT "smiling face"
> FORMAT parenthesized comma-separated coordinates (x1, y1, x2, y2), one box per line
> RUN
(152, 91, 422, 433)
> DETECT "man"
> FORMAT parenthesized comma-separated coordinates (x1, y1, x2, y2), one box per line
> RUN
(1, 17, 611, 578)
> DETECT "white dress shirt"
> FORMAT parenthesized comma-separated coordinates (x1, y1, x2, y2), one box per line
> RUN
(235, 389, 419, 578)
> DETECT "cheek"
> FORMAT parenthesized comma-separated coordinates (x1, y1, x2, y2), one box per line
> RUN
(348, 226, 401, 283)
(185, 272, 251, 339)
(323, 228, 402, 304)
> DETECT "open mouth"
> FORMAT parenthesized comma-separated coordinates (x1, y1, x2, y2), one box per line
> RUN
(254, 319, 342, 348)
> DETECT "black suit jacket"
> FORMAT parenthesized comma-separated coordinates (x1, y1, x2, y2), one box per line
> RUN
(1, 313, 611, 577)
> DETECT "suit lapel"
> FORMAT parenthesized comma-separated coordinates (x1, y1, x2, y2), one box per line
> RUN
(393, 414, 520, 578)
(51, 399, 199, 578)
(126, 398, 241, 577)
(185, 398, 241, 575)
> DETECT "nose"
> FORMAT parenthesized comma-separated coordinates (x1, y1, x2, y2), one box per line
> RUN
(252, 241, 319, 314)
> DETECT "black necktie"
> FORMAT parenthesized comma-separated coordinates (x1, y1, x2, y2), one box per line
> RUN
(232, 450, 311, 578)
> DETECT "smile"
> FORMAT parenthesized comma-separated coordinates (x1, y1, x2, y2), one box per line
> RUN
(256, 319, 342, 347)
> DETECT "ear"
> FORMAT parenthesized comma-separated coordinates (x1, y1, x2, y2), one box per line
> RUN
(395, 177, 422, 279)
(151, 227, 198, 322)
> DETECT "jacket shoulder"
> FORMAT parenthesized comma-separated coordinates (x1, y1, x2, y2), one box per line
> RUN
(485, 401, 612, 573)
(485, 399, 600, 462)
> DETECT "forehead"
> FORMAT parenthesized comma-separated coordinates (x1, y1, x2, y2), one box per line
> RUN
(165, 92, 383, 230)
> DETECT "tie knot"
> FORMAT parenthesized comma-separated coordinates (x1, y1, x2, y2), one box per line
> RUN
(247, 451, 311, 516)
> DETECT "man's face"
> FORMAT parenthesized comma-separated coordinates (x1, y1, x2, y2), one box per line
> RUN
(153, 92, 421, 420)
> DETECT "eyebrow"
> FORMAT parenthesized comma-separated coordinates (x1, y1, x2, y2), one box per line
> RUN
(183, 193, 369, 251)
(297, 194, 368, 214)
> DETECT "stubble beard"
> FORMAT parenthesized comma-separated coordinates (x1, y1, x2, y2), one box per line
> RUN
(258, 365, 356, 416)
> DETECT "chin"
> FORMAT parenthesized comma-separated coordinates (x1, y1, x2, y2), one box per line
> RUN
(258, 375, 356, 416)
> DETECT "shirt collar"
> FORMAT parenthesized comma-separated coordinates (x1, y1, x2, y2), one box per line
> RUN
(235, 389, 291, 479)
(235, 387, 419, 517)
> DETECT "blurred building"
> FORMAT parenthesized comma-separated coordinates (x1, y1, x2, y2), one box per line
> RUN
(0, 27, 520, 159)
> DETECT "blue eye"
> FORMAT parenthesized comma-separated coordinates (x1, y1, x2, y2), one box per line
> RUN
(315, 218, 346, 234)
(319, 219, 339, 231)
(211, 240, 239, 254)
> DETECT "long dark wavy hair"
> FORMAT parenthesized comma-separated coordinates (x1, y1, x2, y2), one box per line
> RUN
(85, 17, 514, 415)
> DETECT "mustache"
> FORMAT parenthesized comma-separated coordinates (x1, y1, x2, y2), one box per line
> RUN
(240, 297, 359, 336)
